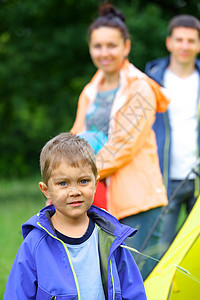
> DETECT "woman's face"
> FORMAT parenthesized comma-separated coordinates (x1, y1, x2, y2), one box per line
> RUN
(89, 26, 130, 76)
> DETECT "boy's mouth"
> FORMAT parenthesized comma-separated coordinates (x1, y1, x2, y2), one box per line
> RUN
(67, 200, 84, 207)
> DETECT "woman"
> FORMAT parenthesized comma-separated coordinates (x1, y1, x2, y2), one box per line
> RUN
(71, 3, 169, 279)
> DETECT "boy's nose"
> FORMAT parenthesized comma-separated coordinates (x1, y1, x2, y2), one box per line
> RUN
(68, 187, 81, 197)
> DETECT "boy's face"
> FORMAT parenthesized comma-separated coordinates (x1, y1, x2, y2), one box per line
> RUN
(39, 160, 98, 225)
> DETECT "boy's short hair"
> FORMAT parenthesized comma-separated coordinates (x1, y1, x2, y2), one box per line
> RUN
(40, 132, 98, 184)
(168, 14, 200, 37)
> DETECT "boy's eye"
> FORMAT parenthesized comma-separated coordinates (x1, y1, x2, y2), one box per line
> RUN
(59, 181, 67, 186)
(80, 179, 88, 184)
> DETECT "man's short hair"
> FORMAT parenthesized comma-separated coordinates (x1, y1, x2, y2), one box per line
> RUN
(40, 132, 97, 184)
(168, 14, 200, 37)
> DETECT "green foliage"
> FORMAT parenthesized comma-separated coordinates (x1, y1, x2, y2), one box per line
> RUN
(0, 0, 96, 177)
(0, 0, 200, 177)
(122, 3, 169, 70)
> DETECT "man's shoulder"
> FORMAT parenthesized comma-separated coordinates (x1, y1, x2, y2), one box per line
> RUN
(146, 56, 167, 65)
(145, 57, 169, 73)
(145, 56, 170, 85)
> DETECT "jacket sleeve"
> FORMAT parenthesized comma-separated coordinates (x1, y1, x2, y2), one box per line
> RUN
(3, 240, 37, 299)
(96, 79, 156, 179)
(115, 245, 147, 300)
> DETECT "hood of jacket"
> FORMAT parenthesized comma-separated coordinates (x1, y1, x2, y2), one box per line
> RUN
(145, 56, 170, 86)
(22, 204, 136, 242)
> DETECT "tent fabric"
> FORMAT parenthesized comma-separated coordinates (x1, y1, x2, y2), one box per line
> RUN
(144, 195, 200, 299)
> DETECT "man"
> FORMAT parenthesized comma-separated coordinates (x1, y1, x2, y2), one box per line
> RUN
(145, 15, 200, 250)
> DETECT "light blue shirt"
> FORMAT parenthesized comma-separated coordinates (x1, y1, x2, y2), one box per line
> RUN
(65, 225, 106, 300)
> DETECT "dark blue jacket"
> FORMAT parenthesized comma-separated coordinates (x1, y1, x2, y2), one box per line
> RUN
(4, 205, 147, 300)
(145, 56, 200, 196)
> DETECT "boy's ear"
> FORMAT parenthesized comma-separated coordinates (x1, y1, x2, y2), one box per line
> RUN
(39, 182, 51, 200)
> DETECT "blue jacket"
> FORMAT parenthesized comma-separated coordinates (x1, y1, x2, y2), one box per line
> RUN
(4, 205, 147, 300)
(145, 56, 200, 196)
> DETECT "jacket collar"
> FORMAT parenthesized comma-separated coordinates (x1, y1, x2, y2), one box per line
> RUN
(147, 56, 200, 85)
(84, 59, 142, 102)
(88, 205, 136, 239)
(86, 59, 169, 115)
(146, 56, 170, 86)
(22, 204, 136, 241)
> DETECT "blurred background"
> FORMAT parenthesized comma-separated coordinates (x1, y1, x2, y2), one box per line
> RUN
(0, 0, 200, 179)
(1, 0, 200, 295)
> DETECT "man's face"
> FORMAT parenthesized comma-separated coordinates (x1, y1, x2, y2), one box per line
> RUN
(166, 27, 200, 66)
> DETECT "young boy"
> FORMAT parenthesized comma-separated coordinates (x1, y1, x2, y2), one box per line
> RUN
(4, 132, 147, 300)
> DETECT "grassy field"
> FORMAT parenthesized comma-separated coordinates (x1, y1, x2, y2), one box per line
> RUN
(0, 176, 45, 298)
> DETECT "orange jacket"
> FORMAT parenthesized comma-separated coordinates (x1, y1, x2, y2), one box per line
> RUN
(71, 60, 169, 219)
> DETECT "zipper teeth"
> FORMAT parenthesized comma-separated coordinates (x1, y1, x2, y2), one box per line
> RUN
(37, 222, 81, 300)
(110, 259, 115, 300)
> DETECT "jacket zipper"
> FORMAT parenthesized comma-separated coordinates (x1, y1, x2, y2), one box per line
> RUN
(37, 222, 81, 300)
(109, 259, 115, 300)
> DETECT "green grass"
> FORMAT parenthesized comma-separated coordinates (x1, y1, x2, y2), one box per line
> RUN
(0, 176, 45, 298)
